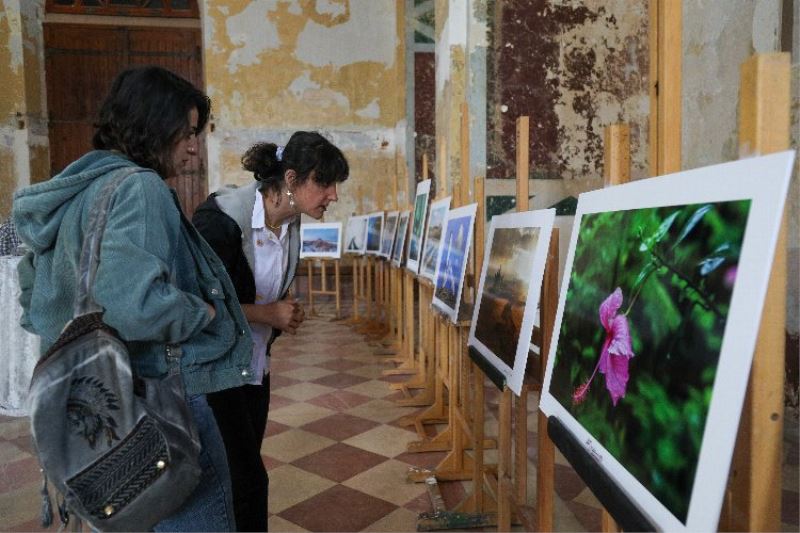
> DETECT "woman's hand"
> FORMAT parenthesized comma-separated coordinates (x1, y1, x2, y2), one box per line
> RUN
(243, 299, 305, 334)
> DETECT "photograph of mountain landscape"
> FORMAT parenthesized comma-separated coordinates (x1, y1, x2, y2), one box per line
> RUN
(300, 222, 342, 259)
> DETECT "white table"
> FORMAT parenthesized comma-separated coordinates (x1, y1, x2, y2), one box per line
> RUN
(0, 255, 39, 416)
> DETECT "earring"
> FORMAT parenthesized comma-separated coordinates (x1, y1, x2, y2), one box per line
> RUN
(286, 189, 297, 211)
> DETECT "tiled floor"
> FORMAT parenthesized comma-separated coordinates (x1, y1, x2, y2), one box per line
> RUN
(0, 292, 798, 532)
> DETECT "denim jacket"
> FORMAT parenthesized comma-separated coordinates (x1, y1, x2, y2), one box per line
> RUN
(12, 151, 253, 395)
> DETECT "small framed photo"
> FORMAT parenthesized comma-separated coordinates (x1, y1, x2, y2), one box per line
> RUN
(344, 215, 368, 255)
(540, 151, 794, 532)
(468, 208, 555, 395)
(380, 211, 399, 259)
(299, 222, 343, 259)
(432, 203, 478, 322)
(391, 210, 410, 267)
(406, 179, 431, 273)
(419, 196, 452, 282)
(365, 211, 384, 256)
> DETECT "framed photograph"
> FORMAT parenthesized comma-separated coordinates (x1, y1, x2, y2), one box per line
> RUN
(391, 210, 410, 267)
(344, 215, 368, 255)
(540, 152, 794, 532)
(299, 222, 342, 259)
(468, 209, 555, 395)
(406, 179, 431, 273)
(379, 210, 399, 259)
(432, 203, 478, 322)
(365, 211, 384, 256)
(419, 196, 451, 281)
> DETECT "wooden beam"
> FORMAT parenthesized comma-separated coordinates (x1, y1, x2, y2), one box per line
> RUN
(649, 0, 682, 176)
(603, 124, 631, 187)
(721, 52, 790, 533)
(515, 116, 530, 210)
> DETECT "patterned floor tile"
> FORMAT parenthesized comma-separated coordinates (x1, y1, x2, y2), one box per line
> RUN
(268, 392, 296, 411)
(266, 419, 292, 437)
(290, 353, 334, 366)
(344, 365, 389, 380)
(345, 398, 415, 425)
(262, 428, 335, 463)
(268, 401, 336, 428)
(306, 390, 373, 412)
(273, 382, 337, 402)
(316, 358, 366, 372)
(343, 380, 396, 399)
(267, 514, 310, 532)
(300, 413, 380, 441)
(280, 366, 338, 382)
(364, 507, 419, 532)
(0, 456, 42, 493)
(268, 464, 336, 515)
(270, 374, 303, 391)
(342, 459, 428, 506)
(344, 424, 420, 458)
(292, 442, 387, 483)
(312, 372, 371, 389)
(279, 484, 398, 532)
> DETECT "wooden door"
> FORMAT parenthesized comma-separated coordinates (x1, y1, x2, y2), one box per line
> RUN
(44, 24, 207, 215)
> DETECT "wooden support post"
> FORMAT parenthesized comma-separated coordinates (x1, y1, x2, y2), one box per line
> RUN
(603, 124, 631, 187)
(600, 123, 632, 532)
(649, 0, 682, 176)
(536, 228, 559, 532)
(306, 259, 342, 319)
(515, 116, 529, 211)
(720, 52, 790, 533)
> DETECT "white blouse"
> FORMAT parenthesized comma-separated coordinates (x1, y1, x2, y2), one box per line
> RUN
(247, 189, 289, 384)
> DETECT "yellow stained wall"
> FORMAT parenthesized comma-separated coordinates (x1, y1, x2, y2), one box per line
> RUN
(434, 0, 467, 205)
(202, 0, 407, 221)
(0, 0, 49, 218)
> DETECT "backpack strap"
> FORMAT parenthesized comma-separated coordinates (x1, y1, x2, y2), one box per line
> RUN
(74, 167, 143, 316)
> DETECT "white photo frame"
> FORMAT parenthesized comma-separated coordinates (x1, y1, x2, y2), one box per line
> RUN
(299, 222, 343, 259)
(365, 211, 384, 256)
(431, 203, 478, 323)
(379, 210, 399, 259)
(344, 215, 368, 255)
(467, 209, 555, 395)
(419, 196, 452, 282)
(391, 210, 410, 267)
(406, 179, 431, 273)
(539, 151, 795, 532)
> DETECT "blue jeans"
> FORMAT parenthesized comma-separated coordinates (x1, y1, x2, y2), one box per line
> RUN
(154, 394, 235, 532)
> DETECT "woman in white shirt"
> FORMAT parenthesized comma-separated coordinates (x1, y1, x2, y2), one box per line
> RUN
(192, 131, 349, 531)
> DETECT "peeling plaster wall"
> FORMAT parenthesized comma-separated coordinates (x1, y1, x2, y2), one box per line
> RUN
(682, 0, 781, 169)
(0, 0, 48, 218)
(682, 0, 797, 340)
(202, 0, 406, 221)
(486, 0, 649, 187)
(434, 0, 469, 202)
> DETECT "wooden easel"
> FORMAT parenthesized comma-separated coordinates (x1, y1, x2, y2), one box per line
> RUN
(391, 154, 439, 407)
(719, 51, 789, 533)
(407, 107, 486, 482)
(305, 258, 341, 319)
(578, 54, 789, 533)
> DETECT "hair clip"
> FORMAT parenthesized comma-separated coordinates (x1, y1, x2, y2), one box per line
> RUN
(276, 145, 284, 162)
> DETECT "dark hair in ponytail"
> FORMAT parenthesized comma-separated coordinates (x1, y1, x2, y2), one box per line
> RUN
(241, 131, 349, 194)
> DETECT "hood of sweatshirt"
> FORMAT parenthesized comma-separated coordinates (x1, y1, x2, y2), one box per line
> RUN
(12, 151, 141, 253)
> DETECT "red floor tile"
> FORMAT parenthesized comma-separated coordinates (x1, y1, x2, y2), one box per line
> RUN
(279, 484, 398, 532)
(312, 372, 370, 389)
(307, 390, 372, 412)
(301, 413, 380, 441)
(292, 442, 387, 483)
